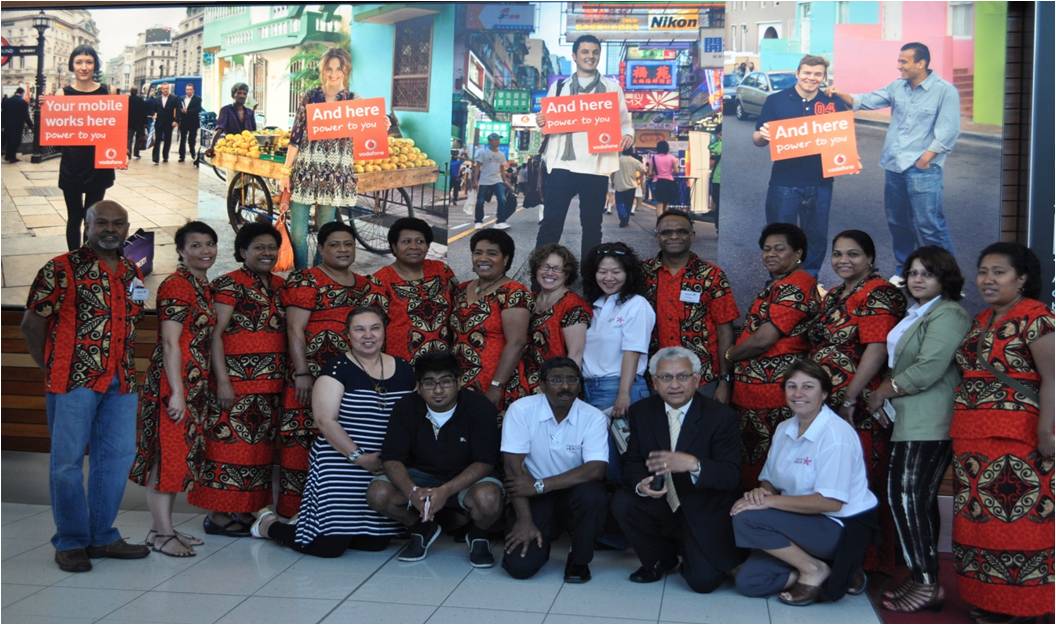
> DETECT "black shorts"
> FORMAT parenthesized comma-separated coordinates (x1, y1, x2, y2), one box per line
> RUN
(654, 179, 679, 205)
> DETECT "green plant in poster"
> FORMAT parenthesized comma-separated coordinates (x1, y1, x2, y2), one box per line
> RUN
(287, 5, 350, 93)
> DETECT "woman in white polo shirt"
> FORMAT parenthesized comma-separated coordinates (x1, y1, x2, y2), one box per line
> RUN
(731, 359, 877, 607)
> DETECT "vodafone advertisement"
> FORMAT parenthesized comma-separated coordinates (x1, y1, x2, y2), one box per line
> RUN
(768, 111, 861, 178)
(39, 95, 129, 169)
(305, 97, 389, 160)
(540, 92, 621, 154)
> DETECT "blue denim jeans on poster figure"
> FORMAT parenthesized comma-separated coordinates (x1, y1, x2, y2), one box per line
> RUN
(290, 201, 338, 270)
(46, 375, 138, 551)
(884, 164, 953, 274)
(583, 374, 650, 484)
(764, 184, 833, 277)
(614, 189, 635, 226)
(474, 183, 508, 224)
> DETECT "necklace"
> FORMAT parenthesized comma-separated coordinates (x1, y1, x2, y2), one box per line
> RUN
(319, 264, 355, 287)
(350, 352, 387, 397)
(474, 276, 505, 299)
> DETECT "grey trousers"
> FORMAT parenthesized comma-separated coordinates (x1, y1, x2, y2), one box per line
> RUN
(732, 508, 843, 597)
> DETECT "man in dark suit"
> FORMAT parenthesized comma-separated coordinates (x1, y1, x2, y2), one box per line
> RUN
(613, 346, 744, 592)
(177, 83, 202, 163)
(3, 88, 34, 163)
(151, 83, 178, 164)
(127, 87, 147, 160)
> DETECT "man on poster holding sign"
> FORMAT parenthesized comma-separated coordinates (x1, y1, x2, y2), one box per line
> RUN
(535, 35, 634, 263)
(752, 55, 848, 278)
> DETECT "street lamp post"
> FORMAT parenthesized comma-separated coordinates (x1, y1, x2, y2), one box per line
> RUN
(30, 10, 51, 164)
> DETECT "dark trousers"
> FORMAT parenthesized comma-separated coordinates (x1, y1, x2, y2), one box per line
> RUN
(732, 508, 843, 597)
(887, 440, 951, 584)
(4, 126, 24, 161)
(612, 490, 727, 593)
(128, 124, 146, 157)
(267, 521, 390, 558)
(152, 124, 173, 162)
(502, 481, 607, 580)
(179, 125, 198, 160)
(535, 168, 609, 263)
(62, 187, 107, 251)
(474, 183, 510, 224)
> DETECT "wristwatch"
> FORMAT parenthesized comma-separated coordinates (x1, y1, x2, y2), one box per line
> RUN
(346, 448, 364, 464)
(489, 380, 503, 389)
(533, 479, 545, 495)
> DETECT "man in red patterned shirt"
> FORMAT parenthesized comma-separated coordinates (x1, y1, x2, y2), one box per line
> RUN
(643, 210, 739, 403)
(21, 201, 150, 572)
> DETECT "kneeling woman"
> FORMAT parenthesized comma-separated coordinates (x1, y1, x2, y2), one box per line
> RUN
(251, 306, 415, 556)
(731, 359, 877, 606)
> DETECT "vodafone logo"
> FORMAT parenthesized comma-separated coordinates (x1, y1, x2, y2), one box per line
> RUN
(832, 153, 847, 166)
(365, 139, 377, 151)
(105, 148, 118, 159)
(598, 132, 611, 144)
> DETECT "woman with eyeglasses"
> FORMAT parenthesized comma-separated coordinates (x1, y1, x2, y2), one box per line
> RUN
(949, 243, 1053, 624)
(726, 223, 819, 487)
(449, 228, 531, 411)
(807, 230, 906, 574)
(524, 244, 592, 393)
(865, 246, 970, 613)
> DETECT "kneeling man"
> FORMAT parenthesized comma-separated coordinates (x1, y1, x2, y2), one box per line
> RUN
(501, 357, 608, 583)
(368, 352, 504, 567)
(613, 346, 743, 592)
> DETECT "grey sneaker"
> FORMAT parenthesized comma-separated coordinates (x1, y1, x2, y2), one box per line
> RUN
(466, 534, 494, 568)
(398, 522, 440, 562)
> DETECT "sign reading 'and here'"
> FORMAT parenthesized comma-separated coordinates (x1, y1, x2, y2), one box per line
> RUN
(540, 92, 621, 154)
(768, 111, 861, 178)
(305, 97, 389, 160)
(39, 95, 129, 169)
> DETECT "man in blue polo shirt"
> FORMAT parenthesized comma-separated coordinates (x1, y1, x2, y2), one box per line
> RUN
(752, 55, 846, 277)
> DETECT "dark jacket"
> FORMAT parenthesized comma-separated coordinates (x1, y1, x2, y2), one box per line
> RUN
(128, 94, 147, 127)
(178, 95, 202, 129)
(2, 96, 33, 132)
(622, 392, 744, 572)
(153, 93, 179, 126)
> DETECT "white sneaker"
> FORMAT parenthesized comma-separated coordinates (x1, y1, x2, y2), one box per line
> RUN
(889, 274, 906, 288)
(249, 506, 277, 539)
(474, 222, 485, 229)
(605, 206, 613, 214)
(494, 222, 511, 230)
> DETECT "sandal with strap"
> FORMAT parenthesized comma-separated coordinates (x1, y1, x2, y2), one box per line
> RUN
(881, 581, 944, 613)
(203, 515, 252, 537)
(778, 582, 824, 607)
(151, 534, 196, 558)
(882, 577, 916, 600)
(145, 529, 203, 547)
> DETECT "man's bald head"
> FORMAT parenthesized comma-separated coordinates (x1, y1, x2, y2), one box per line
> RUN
(85, 200, 130, 252)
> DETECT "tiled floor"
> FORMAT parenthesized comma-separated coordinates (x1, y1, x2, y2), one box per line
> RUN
(0, 501, 882, 624)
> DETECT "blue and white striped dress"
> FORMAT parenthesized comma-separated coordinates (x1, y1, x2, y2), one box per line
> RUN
(295, 354, 415, 545)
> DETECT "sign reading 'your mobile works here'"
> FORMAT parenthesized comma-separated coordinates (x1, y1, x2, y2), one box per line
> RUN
(305, 97, 389, 160)
(767, 111, 861, 178)
(540, 92, 622, 154)
(39, 95, 129, 169)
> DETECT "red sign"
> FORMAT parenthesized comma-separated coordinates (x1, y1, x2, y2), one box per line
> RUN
(540, 92, 622, 154)
(768, 111, 861, 178)
(305, 97, 389, 160)
(625, 91, 679, 111)
(39, 95, 128, 169)
(1, 37, 9, 66)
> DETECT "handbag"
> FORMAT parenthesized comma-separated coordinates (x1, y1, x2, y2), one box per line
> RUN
(273, 189, 295, 272)
(123, 228, 155, 276)
(976, 330, 1041, 403)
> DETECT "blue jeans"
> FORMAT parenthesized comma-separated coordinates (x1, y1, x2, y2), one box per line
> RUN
(474, 183, 509, 224)
(764, 184, 834, 277)
(290, 201, 338, 270)
(583, 374, 650, 484)
(46, 375, 138, 551)
(614, 189, 635, 226)
(884, 165, 953, 274)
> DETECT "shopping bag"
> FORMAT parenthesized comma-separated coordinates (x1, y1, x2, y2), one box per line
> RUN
(273, 189, 295, 272)
(123, 228, 155, 276)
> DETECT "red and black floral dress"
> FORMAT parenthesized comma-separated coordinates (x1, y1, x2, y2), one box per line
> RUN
(809, 273, 906, 572)
(732, 269, 819, 487)
(278, 267, 374, 517)
(951, 298, 1054, 617)
(188, 268, 286, 514)
(449, 280, 532, 410)
(524, 290, 592, 393)
(371, 260, 456, 363)
(130, 268, 216, 493)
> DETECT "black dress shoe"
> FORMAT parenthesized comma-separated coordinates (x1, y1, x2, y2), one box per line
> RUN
(629, 558, 678, 583)
(564, 561, 591, 583)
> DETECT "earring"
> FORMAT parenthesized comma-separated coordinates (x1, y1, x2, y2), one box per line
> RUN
(796, 259, 802, 264)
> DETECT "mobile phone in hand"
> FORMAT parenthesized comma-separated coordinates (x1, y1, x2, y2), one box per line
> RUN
(650, 474, 665, 492)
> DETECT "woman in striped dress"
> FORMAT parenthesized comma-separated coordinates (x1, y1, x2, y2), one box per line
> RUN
(250, 306, 415, 556)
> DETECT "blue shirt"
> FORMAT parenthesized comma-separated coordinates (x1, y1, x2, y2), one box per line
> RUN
(756, 87, 847, 188)
(853, 71, 960, 173)
(450, 158, 462, 178)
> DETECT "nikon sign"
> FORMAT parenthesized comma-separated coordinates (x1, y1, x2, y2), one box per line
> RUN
(648, 12, 699, 30)
(566, 9, 702, 41)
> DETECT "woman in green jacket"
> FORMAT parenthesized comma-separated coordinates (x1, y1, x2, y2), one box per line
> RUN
(867, 246, 970, 613)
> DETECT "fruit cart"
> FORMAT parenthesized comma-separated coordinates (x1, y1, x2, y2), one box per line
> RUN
(214, 133, 439, 256)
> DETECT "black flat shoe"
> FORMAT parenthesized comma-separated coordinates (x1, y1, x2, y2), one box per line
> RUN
(629, 558, 678, 583)
(203, 515, 251, 537)
(564, 561, 591, 584)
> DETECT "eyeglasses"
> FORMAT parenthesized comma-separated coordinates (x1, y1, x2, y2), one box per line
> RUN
(906, 270, 935, 279)
(654, 372, 696, 383)
(539, 264, 566, 275)
(544, 375, 580, 386)
(419, 376, 457, 390)
(656, 229, 692, 238)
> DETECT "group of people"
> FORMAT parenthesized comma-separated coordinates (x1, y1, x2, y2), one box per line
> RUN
(125, 80, 203, 167)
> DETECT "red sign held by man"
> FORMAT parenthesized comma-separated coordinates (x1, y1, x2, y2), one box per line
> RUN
(767, 111, 861, 178)
(305, 97, 389, 160)
(540, 92, 621, 154)
(38, 95, 128, 169)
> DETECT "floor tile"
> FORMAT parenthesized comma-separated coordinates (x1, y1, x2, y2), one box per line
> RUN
(96, 591, 244, 623)
(443, 561, 564, 612)
(1, 583, 46, 607)
(322, 600, 435, 624)
(153, 539, 301, 595)
(766, 592, 881, 624)
(545, 615, 653, 624)
(0, 511, 57, 541)
(1, 544, 75, 586)
(1, 502, 50, 524)
(427, 606, 546, 624)
(216, 596, 340, 624)
(254, 547, 396, 599)
(2, 585, 142, 621)
(2, 537, 49, 561)
(660, 579, 770, 624)
(350, 549, 473, 605)
(52, 538, 229, 591)
(548, 551, 663, 621)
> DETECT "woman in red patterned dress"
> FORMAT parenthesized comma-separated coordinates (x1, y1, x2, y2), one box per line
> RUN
(130, 222, 217, 557)
(371, 218, 455, 363)
(952, 242, 1054, 623)
(188, 223, 286, 535)
(524, 244, 591, 393)
(727, 223, 819, 487)
(449, 228, 530, 410)
(279, 222, 375, 518)
(808, 230, 906, 574)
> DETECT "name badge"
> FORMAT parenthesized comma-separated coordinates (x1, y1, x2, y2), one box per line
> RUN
(679, 290, 701, 304)
(130, 278, 148, 303)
